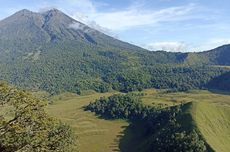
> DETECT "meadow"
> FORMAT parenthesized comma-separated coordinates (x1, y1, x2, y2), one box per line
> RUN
(45, 89, 230, 152)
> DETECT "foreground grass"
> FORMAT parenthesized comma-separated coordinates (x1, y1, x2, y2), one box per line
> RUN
(45, 89, 230, 152)
(46, 92, 129, 152)
(192, 102, 230, 152)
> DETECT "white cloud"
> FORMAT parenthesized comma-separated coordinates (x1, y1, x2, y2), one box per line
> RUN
(69, 14, 116, 37)
(145, 38, 230, 52)
(84, 3, 197, 31)
(69, 22, 87, 31)
(55, 0, 198, 32)
(68, 21, 114, 36)
(2, 0, 227, 52)
(62, 0, 229, 52)
(38, 7, 56, 12)
(145, 41, 188, 52)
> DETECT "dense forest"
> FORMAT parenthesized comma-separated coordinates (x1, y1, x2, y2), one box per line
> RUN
(0, 8, 229, 152)
(0, 9, 230, 95)
(206, 71, 230, 91)
(0, 83, 76, 152)
(102, 66, 228, 93)
(85, 94, 208, 152)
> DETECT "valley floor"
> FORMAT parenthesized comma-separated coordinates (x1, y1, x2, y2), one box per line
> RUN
(45, 89, 230, 152)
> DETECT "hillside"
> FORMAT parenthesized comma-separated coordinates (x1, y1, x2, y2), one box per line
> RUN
(199, 45, 230, 65)
(207, 71, 230, 91)
(191, 102, 230, 152)
(0, 9, 230, 94)
(81, 89, 230, 151)
(1, 5, 230, 152)
(0, 9, 186, 93)
(160, 90, 230, 152)
(46, 91, 128, 152)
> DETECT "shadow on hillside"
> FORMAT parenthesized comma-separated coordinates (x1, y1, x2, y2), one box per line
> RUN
(208, 89, 230, 96)
(206, 71, 230, 95)
(118, 121, 151, 152)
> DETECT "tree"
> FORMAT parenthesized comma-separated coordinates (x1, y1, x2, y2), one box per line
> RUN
(0, 83, 76, 152)
(86, 94, 207, 152)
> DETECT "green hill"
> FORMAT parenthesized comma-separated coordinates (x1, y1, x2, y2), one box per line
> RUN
(141, 89, 230, 151)
(175, 98, 230, 152)
(199, 45, 230, 65)
(1, 8, 230, 152)
(0, 9, 230, 94)
(190, 102, 230, 152)
(182, 45, 230, 66)
(46, 89, 229, 152)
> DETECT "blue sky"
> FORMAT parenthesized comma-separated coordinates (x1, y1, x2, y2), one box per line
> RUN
(0, 0, 230, 52)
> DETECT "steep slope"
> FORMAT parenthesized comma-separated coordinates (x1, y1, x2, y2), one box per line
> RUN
(192, 102, 230, 152)
(179, 45, 230, 66)
(180, 102, 230, 152)
(0, 9, 123, 46)
(183, 53, 209, 65)
(0, 9, 229, 94)
(0, 9, 188, 93)
(199, 44, 230, 65)
(207, 71, 230, 91)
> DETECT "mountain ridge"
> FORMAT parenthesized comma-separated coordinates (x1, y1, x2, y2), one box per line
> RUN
(0, 9, 229, 93)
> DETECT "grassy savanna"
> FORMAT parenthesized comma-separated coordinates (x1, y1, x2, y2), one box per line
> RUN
(45, 89, 230, 152)
(140, 89, 230, 152)
(191, 102, 230, 152)
(46, 91, 129, 152)
(140, 89, 230, 106)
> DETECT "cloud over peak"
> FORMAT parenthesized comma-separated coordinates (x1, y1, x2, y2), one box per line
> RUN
(1, 0, 229, 52)
(145, 41, 187, 52)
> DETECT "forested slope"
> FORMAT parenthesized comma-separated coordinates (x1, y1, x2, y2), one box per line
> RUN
(0, 9, 230, 94)
(85, 94, 209, 152)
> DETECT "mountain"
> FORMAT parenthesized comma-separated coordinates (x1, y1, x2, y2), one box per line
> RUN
(0, 9, 145, 54)
(183, 44, 230, 65)
(200, 44, 230, 65)
(0, 9, 229, 93)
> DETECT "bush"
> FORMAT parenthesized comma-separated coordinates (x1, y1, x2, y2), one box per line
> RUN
(0, 83, 77, 152)
(85, 94, 207, 151)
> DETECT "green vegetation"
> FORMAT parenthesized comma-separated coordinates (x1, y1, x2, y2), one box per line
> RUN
(1, 83, 228, 152)
(42, 89, 230, 152)
(104, 66, 228, 92)
(207, 71, 230, 91)
(46, 92, 129, 152)
(0, 83, 76, 152)
(191, 102, 230, 152)
(201, 44, 230, 65)
(85, 94, 207, 151)
(0, 9, 230, 94)
(141, 89, 230, 152)
(0, 9, 230, 152)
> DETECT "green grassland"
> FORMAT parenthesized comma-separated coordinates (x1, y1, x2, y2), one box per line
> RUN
(191, 102, 230, 152)
(141, 89, 230, 152)
(46, 92, 129, 152)
(45, 89, 230, 152)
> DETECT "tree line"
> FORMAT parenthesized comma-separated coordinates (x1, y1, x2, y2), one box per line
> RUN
(85, 94, 208, 151)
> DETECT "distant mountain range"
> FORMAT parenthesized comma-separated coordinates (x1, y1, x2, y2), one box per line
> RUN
(0, 9, 229, 93)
